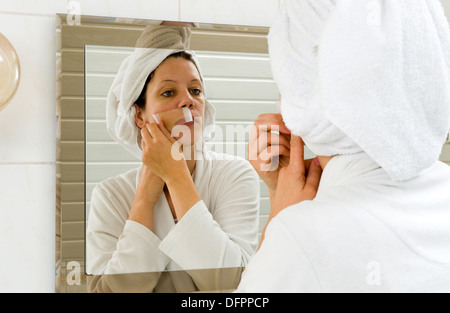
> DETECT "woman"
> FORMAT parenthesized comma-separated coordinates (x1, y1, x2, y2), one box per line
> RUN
(86, 26, 260, 292)
(238, 0, 450, 292)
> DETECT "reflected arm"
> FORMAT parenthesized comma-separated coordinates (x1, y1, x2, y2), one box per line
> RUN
(86, 180, 171, 278)
(158, 159, 260, 290)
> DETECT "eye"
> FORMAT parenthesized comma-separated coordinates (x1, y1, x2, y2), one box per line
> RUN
(162, 90, 175, 97)
(190, 89, 202, 96)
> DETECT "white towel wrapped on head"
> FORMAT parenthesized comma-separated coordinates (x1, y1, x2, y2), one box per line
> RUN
(269, 0, 450, 181)
(106, 25, 216, 159)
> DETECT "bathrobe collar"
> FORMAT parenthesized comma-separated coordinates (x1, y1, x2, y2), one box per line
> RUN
(318, 152, 386, 192)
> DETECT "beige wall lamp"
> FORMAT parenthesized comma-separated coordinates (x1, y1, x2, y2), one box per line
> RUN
(0, 33, 20, 112)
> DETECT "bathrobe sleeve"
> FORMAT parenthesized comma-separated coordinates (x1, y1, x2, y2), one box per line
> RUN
(235, 214, 322, 293)
(158, 158, 260, 285)
(86, 183, 170, 277)
(86, 158, 260, 292)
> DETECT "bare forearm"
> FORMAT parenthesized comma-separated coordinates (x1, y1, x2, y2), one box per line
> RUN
(129, 199, 156, 232)
(128, 167, 165, 232)
(165, 169, 201, 221)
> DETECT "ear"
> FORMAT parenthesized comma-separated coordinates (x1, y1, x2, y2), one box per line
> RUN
(134, 104, 145, 129)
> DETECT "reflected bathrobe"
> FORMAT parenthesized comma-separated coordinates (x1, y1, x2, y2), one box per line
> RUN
(86, 150, 260, 292)
(237, 152, 450, 293)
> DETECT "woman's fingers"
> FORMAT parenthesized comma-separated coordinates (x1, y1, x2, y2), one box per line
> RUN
(146, 122, 175, 144)
(254, 113, 292, 134)
(257, 132, 291, 155)
(141, 124, 153, 143)
(304, 158, 323, 196)
(154, 118, 176, 144)
(249, 114, 291, 141)
(259, 145, 290, 163)
(145, 122, 157, 138)
(256, 145, 290, 173)
(304, 158, 313, 172)
(248, 113, 292, 164)
(249, 126, 291, 159)
(289, 135, 305, 173)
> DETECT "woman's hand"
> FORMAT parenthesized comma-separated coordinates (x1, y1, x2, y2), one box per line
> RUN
(140, 120, 189, 184)
(140, 120, 201, 221)
(258, 135, 322, 248)
(270, 135, 323, 220)
(248, 114, 292, 196)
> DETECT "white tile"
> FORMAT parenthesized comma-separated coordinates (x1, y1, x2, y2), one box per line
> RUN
(0, 164, 55, 292)
(0, 13, 56, 163)
(279, 0, 449, 21)
(180, 0, 279, 27)
(0, 0, 67, 15)
(76, 0, 179, 22)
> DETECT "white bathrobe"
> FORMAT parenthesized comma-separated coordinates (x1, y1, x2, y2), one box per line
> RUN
(86, 150, 260, 280)
(237, 152, 450, 293)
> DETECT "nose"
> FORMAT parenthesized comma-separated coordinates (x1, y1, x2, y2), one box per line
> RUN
(179, 89, 194, 109)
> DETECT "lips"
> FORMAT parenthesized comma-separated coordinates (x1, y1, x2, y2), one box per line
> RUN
(175, 118, 195, 127)
(183, 120, 195, 127)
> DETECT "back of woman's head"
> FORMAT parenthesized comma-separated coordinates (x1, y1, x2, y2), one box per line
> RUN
(269, 0, 450, 181)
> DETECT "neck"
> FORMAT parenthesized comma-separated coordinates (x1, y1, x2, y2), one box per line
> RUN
(186, 158, 196, 175)
(317, 155, 335, 170)
(182, 143, 197, 175)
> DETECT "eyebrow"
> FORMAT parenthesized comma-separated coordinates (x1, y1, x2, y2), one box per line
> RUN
(159, 79, 176, 84)
(158, 79, 202, 85)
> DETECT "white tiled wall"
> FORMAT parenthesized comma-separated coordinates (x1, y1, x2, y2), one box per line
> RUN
(0, 14, 56, 164)
(1, 0, 449, 293)
(179, 0, 279, 26)
(0, 165, 55, 292)
(0, 0, 279, 293)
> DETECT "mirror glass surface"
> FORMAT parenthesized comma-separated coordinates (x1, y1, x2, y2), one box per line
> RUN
(83, 44, 277, 289)
(57, 14, 290, 293)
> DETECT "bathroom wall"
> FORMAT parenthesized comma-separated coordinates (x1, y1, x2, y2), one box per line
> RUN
(0, 0, 449, 293)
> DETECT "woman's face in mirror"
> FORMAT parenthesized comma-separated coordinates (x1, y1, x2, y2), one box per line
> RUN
(135, 56, 205, 142)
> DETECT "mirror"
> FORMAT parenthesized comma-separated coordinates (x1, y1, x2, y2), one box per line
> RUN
(56, 14, 294, 293)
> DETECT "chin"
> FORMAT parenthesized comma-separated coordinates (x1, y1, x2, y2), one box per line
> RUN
(173, 121, 203, 147)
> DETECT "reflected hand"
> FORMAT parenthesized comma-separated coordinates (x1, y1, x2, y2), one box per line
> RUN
(141, 120, 200, 222)
(140, 121, 189, 184)
(248, 113, 292, 195)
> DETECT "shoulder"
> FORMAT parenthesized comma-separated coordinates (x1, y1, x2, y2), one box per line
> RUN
(88, 167, 141, 223)
(271, 189, 372, 246)
(91, 167, 140, 202)
(238, 215, 322, 292)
